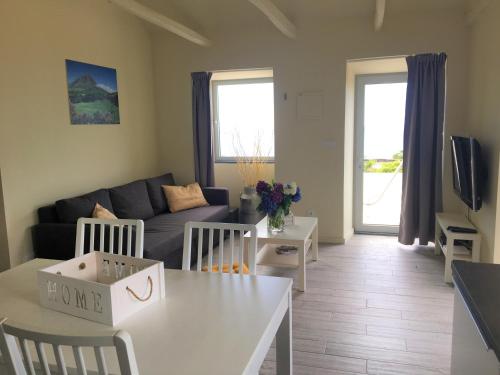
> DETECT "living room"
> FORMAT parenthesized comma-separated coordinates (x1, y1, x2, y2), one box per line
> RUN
(1, 0, 500, 374)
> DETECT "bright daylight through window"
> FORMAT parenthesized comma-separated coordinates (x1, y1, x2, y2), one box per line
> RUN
(212, 75, 274, 162)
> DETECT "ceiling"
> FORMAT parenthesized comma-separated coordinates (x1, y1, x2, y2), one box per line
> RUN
(139, 0, 467, 34)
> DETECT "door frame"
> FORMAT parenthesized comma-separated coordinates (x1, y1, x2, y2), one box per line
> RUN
(353, 72, 408, 235)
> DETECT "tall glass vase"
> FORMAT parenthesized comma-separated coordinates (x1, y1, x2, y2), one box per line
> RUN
(267, 209, 285, 233)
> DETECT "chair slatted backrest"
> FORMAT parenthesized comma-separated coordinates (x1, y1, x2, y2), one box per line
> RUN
(75, 218, 144, 259)
(182, 221, 258, 275)
(0, 318, 139, 375)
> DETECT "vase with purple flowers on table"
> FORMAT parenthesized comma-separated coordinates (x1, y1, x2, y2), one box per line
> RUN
(256, 181, 302, 233)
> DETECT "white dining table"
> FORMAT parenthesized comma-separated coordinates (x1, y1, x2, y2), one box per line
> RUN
(0, 259, 293, 374)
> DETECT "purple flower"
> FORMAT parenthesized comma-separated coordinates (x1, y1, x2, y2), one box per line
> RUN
(271, 190, 284, 204)
(256, 180, 302, 216)
(256, 180, 269, 194)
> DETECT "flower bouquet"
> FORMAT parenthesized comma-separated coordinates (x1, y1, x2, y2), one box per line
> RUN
(256, 181, 302, 232)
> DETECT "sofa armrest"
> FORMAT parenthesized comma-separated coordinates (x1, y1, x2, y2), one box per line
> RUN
(32, 223, 77, 260)
(202, 187, 229, 206)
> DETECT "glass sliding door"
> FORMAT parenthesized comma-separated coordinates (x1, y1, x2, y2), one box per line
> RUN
(354, 73, 407, 234)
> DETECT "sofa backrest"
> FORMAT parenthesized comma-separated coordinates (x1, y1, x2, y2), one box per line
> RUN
(37, 173, 176, 224)
(145, 173, 175, 215)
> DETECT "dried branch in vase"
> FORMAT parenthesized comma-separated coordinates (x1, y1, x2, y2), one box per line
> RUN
(233, 132, 269, 187)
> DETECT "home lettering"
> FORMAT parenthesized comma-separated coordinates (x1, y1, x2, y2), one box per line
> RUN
(50, 280, 103, 314)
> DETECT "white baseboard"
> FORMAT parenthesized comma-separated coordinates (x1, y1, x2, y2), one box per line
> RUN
(319, 236, 346, 244)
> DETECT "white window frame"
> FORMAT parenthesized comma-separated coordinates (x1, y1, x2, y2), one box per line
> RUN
(211, 77, 275, 163)
(353, 72, 407, 235)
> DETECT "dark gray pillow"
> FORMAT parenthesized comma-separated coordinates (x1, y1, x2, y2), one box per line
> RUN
(109, 180, 154, 220)
(56, 189, 114, 224)
(145, 173, 176, 215)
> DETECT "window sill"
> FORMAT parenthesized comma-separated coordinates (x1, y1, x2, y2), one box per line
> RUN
(215, 160, 275, 164)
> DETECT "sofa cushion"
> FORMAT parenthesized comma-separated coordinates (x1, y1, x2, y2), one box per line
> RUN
(109, 180, 154, 220)
(145, 173, 175, 215)
(162, 183, 209, 213)
(92, 203, 117, 220)
(143, 227, 185, 264)
(144, 205, 229, 232)
(55, 189, 114, 224)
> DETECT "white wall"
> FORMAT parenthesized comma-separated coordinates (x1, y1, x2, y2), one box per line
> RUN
(152, 9, 468, 242)
(0, 0, 160, 267)
(467, 0, 500, 262)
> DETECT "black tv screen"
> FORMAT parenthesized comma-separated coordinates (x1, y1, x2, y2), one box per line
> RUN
(451, 136, 483, 211)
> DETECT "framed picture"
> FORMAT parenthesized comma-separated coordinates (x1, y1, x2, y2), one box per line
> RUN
(65, 59, 120, 125)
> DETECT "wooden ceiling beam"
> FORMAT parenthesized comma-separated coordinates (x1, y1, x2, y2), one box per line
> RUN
(374, 0, 386, 31)
(248, 0, 297, 39)
(109, 0, 211, 47)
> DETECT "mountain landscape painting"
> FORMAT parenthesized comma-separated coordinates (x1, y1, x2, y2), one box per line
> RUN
(65, 60, 120, 124)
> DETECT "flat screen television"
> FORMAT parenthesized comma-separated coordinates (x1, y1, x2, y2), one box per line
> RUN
(450, 136, 483, 211)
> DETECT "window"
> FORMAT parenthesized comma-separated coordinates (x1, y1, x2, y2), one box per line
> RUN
(212, 76, 274, 162)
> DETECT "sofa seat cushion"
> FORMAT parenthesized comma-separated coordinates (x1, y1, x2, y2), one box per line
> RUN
(56, 189, 114, 224)
(145, 173, 175, 215)
(143, 226, 185, 262)
(109, 180, 154, 220)
(144, 205, 229, 232)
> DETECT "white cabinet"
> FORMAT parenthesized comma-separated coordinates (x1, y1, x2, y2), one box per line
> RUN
(435, 213, 481, 283)
(451, 286, 500, 374)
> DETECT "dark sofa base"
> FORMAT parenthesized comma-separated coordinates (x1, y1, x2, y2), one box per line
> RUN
(33, 204, 230, 269)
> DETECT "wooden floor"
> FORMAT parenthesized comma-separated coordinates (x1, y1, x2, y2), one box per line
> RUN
(258, 235, 454, 375)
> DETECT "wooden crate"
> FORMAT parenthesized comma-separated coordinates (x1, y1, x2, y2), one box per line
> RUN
(37, 252, 165, 326)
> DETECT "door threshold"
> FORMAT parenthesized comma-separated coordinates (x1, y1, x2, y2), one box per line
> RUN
(354, 231, 398, 237)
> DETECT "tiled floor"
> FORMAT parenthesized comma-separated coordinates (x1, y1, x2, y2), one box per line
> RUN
(258, 235, 454, 375)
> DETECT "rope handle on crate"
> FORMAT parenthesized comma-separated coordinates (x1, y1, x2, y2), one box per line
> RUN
(126, 276, 153, 302)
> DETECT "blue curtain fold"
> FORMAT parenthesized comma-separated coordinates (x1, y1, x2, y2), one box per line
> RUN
(191, 72, 214, 187)
(399, 53, 447, 245)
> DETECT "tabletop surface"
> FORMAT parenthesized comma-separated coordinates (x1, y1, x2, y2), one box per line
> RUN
(246, 216, 318, 241)
(452, 260, 500, 361)
(0, 259, 292, 374)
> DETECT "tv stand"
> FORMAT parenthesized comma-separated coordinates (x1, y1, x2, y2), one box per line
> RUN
(435, 213, 481, 284)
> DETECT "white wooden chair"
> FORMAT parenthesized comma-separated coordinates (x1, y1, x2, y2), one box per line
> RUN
(0, 318, 139, 375)
(75, 218, 144, 259)
(182, 221, 258, 275)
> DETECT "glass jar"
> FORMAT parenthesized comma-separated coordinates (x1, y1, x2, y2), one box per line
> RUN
(267, 209, 285, 233)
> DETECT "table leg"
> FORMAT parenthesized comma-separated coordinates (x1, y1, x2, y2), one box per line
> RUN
(276, 290, 292, 375)
(434, 220, 441, 256)
(312, 224, 319, 261)
(298, 241, 306, 292)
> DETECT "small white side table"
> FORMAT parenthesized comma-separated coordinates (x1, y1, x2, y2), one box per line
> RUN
(245, 216, 319, 292)
(435, 213, 481, 283)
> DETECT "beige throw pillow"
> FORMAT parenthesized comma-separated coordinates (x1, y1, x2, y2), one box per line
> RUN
(162, 183, 209, 213)
(92, 203, 118, 220)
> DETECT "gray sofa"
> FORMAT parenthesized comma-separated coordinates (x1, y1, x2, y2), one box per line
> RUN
(32, 173, 230, 268)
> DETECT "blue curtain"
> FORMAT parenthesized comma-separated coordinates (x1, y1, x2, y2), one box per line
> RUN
(399, 53, 447, 245)
(191, 72, 214, 187)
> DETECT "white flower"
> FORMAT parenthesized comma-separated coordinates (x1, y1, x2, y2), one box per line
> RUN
(284, 182, 297, 196)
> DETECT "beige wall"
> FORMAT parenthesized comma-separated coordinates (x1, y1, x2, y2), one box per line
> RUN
(152, 9, 469, 243)
(0, 0, 160, 268)
(467, 0, 500, 262)
(214, 164, 275, 208)
(0, 170, 10, 271)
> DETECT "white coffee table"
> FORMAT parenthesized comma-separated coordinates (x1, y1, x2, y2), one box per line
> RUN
(245, 216, 318, 291)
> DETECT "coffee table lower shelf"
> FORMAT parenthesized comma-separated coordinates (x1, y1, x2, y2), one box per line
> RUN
(256, 239, 312, 268)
